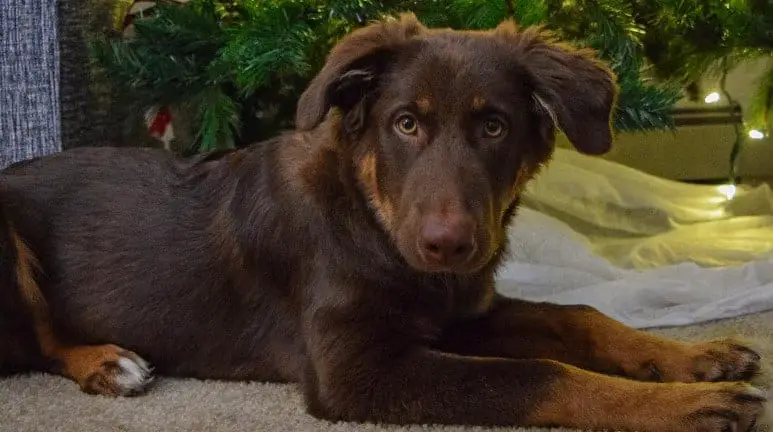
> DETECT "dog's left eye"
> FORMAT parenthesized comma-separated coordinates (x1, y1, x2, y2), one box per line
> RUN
(395, 114, 419, 136)
(482, 118, 506, 138)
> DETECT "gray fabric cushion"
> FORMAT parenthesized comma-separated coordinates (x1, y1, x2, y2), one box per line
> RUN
(0, 0, 61, 168)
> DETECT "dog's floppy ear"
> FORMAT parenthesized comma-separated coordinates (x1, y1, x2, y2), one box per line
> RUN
(496, 22, 618, 155)
(295, 13, 425, 131)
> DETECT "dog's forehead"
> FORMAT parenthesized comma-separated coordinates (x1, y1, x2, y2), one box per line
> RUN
(385, 34, 525, 107)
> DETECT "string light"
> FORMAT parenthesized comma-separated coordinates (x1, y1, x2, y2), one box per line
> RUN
(704, 92, 721, 104)
(718, 184, 737, 200)
(748, 129, 765, 140)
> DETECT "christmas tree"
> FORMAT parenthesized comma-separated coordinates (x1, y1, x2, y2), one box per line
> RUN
(632, 0, 773, 127)
(93, 0, 770, 153)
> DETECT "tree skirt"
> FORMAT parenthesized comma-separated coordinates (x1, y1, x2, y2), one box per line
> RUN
(501, 148, 773, 329)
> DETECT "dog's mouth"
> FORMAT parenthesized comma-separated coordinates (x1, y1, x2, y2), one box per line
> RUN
(401, 241, 491, 275)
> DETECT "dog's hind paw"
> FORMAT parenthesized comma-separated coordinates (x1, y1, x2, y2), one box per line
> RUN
(111, 352, 154, 395)
(70, 345, 154, 397)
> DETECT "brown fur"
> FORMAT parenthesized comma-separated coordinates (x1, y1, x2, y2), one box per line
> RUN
(0, 14, 766, 431)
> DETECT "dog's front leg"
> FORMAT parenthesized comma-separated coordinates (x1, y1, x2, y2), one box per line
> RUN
(303, 310, 765, 430)
(441, 296, 761, 383)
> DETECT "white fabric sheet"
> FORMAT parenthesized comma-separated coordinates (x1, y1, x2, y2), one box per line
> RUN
(496, 148, 773, 329)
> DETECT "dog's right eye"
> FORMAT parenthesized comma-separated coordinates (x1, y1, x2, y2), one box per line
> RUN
(394, 114, 419, 136)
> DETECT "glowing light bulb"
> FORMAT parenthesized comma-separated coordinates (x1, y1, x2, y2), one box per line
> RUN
(718, 184, 736, 200)
(704, 92, 721, 104)
(748, 129, 765, 139)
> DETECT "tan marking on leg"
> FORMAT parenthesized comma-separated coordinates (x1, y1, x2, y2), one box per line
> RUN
(527, 362, 765, 432)
(553, 306, 762, 384)
(12, 229, 46, 318)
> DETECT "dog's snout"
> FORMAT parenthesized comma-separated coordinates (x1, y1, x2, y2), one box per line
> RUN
(418, 213, 476, 267)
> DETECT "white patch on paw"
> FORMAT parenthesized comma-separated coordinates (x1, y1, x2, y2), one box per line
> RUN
(113, 355, 154, 395)
(742, 384, 768, 400)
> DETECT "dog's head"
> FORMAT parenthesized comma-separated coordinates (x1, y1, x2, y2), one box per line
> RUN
(296, 14, 617, 275)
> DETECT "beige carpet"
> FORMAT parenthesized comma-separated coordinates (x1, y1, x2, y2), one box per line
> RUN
(2, 311, 773, 432)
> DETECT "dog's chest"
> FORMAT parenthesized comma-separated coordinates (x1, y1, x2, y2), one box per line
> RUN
(404, 277, 493, 341)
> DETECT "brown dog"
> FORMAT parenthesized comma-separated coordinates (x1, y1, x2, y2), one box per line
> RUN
(0, 14, 766, 431)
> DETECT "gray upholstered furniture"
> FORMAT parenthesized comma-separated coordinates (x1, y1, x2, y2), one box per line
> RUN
(1, 0, 61, 167)
(1, 0, 140, 169)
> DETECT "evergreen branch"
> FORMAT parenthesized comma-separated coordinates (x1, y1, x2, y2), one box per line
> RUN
(580, 0, 644, 73)
(212, 3, 314, 96)
(451, 0, 508, 29)
(132, 1, 225, 56)
(411, 1, 457, 28)
(614, 72, 682, 132)
(512, 0, 548, 26)
(191, 86, 241, 151)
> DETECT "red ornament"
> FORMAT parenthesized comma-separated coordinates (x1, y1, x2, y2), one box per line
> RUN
(122, 1, 192, 149)
(148, 106, 172, 139)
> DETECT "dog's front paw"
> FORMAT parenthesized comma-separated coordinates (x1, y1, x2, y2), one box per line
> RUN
(671, 382, 767, 432)
(637, 338, 761, 384)
(688, 339, 762, 383)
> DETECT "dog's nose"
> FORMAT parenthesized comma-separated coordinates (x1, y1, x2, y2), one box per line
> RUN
(418, 213, 476, 267)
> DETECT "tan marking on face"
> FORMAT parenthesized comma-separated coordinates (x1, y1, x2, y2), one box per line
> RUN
(416, 97, 432, 115)
(501, 164, 535, 213)
(513, 163, 535, 192)
(357, 152, 395, 231)
(472, 96, 486, 111)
